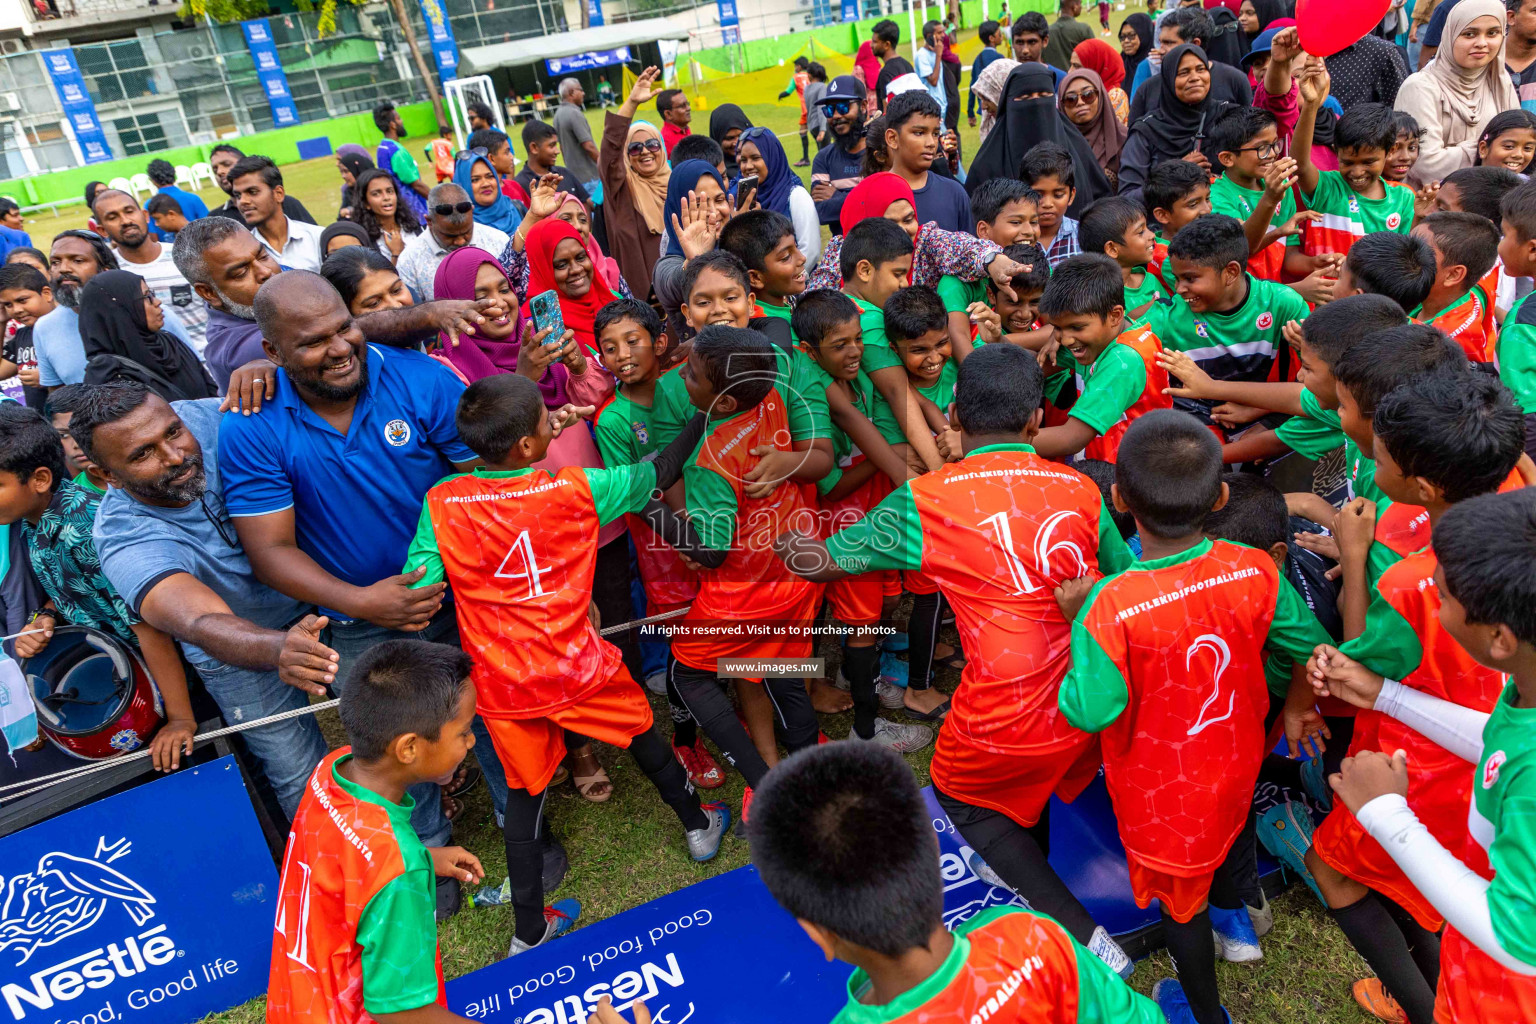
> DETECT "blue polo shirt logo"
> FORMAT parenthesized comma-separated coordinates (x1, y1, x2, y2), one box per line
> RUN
(385, 418, 411, 447)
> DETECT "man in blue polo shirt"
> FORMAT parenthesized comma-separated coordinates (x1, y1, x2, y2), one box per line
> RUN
(217, 271, 483, 866)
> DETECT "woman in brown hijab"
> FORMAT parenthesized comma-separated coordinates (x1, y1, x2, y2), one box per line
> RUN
(599, 66, 673, 301)
(1058, 66, 1128, 188)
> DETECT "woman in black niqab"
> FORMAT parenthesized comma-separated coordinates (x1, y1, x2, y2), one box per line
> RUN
(79, 270, 217, 401)
(965, 62, 1112, 218)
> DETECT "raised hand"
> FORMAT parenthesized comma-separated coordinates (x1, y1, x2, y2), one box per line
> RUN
(672, 190, 721, 260)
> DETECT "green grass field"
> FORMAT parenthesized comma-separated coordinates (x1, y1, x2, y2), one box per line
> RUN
(18, 33, 1384, 1024)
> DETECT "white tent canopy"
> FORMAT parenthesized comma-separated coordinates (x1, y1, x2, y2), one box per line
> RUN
(457, 18, 691, 76)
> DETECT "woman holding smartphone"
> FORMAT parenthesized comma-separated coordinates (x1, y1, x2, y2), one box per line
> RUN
(520, 217, 620, 359)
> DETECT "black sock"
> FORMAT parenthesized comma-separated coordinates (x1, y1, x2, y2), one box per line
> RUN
(844, 643, 880, 739)
(908, 591, 942, 691)
(629, 727, 708, 831)
(670, 661, 773, 787)
(666, 659, 698, 750)
(1382, 897, 1442, 991)
(1329, 894, 1437, 1024)
(800, 132, 808, 160)
(1163, 909, 1224, 1024)
(502, 788, 549, 947)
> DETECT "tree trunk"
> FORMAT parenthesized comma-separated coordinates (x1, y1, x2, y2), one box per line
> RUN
(389, 0, 448, 129)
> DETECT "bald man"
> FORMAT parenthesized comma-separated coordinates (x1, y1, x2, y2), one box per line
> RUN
(217, 273, 504, 904)
(396, 182, 511, 300)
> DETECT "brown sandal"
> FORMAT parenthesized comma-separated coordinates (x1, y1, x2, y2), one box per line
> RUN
(569, 748, 612, 803)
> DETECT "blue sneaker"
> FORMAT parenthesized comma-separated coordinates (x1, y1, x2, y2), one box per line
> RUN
(880, 648, 909, 687)
(1300, 755, 1333, 808)
(1209, 904, 1263, 963)
(884, 631, 909, 652)
(507, 898, 581, 956)
(1256, 801, 1326, 902)
(686, 802, 731, 862)
(1152, 979, 1233, 1024)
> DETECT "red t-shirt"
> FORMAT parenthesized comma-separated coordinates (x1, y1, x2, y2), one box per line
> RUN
(661, 121, 691, 157)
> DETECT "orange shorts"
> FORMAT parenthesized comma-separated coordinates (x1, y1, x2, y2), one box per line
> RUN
(826, 570, 898, 626)
(905, 568, 939, 596)
(1126, 856, 1215, 924)
(480, 668, 653, 794)
(1312, 801, 1445, 932)
(1436, 925, 1536, 1023)
(930, 729, 1101, 829)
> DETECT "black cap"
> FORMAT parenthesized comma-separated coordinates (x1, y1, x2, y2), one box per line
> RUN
(820, 75, 863, 105)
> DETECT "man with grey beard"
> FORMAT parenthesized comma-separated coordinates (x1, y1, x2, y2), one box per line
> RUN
(76, 381, 341, 819)
(174, 216, 512, 396)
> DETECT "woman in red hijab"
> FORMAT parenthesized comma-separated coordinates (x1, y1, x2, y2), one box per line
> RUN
(1072, 38, 1129, 123)
(521, 217, 620, 357)
(806, 172, 1017, 293)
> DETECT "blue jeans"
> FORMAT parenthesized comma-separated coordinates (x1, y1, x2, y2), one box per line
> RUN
(324, 610, 510, 836)
(194, 658, 328, 820)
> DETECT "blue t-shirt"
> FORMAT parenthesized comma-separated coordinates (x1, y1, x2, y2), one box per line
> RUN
(145, 185, 210, 241)
(217, 345, 476, 602)
(912, 171, 973, 234)
(34, 304, 198, 387)
(915, 47, 948, 119)
(93, 399, 306, 667)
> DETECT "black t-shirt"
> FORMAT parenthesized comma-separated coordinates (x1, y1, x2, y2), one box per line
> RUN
(5, 325, 47, 409)
(513, 165, 592, 208)
(875, 56, 916, 111)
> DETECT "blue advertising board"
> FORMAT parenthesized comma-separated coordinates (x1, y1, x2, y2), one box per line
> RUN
(717, 0, 740, 46)
(586, 0, 605, 28)
(547, 48, 631, 76)
(417, 0, 460, 80)
(41, 49, 111, 165)
(446, 787, 1034, 1023)
(841, 0, 860, 22)
(0, 756, 276, 1024)
(240, 20, 301, 128)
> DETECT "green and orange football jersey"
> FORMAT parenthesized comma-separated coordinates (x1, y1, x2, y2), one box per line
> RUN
(405, 463, 655, 718)
(267, 750, 444, 1024)
(1059, 539, 1329, 877)
(1066, 325, 1173, 463)
(825, 444, 1133, 756)
(672, 390, 823, 670)
(831, 907, 1162, 1024)
(1412, 286, 1497, 364)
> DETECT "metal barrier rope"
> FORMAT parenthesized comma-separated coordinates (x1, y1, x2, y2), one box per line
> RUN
(0, 605, 693, 804)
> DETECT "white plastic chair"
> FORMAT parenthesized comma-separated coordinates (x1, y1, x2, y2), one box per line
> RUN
(128, 173, 153, 200)
(174, 164, 196, 189)
(190, 161, 217, 189)
(108, 176, 134, 198)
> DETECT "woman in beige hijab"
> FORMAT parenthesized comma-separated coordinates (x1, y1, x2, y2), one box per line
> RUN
(974, 57, 1020, 142)
(600, 66, 672, 301)
(1395, 0, 1521, 183)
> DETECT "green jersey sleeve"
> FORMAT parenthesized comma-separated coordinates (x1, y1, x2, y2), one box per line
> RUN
(403, 479, 463, 587)
(684, 460, 739, 552)
(594, 402, 638, 467)
(1058, 578, 1131, 733)
(1339, 587, 1425, 682)
(1487, 782, 1536, 966)
(584, 462, 658, 525)
(1070, 343, 1146, 437)
(859, 306, 905, 374)
(777, 347, 832, 441)
(1301, 170, 1347, 215)
(1276, 385, 1346, 459)
(389, 148, 421, 186)
(935, 274, 985, 315)
(649, 368, 694, 449)
(824, 482, 924, 573)
(1071, 943, 1166, 1023)
(1096, 500, 1134, 575)
(1263, 575, 1333, 692)
(357, 871, 440, 1015)
(1497, 292, 1536, 414)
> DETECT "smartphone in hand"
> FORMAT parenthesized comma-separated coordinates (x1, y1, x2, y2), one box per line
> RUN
(737, 174, 759, 203)
(529, 289, 565, 345)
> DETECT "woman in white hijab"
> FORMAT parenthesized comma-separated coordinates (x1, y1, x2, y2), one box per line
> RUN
(1395, 0, 1520, 184)
(973, 58, 1020, 142)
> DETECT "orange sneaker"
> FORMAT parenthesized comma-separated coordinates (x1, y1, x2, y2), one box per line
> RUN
(740, 785, 754, 825)
(1352, 979, 1407, 1023)
(673, 737, 726, 789)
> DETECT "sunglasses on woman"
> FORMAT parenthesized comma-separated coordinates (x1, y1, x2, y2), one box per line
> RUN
(626, 138, 663, 156)
(433, 201, 475, 217)
(1061, 87, 1099, 106)
(454, 146, 489, 161)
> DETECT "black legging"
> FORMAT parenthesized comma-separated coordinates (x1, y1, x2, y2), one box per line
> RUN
(668, 660, 817, 788)
(503, 727, 705, 946)
(934, 785, 1099, 944)
(1161, 812, 1255, 1024)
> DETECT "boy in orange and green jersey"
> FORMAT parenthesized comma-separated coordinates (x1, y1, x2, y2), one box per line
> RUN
(591, 298, 724, 792)
(720, 208, 808, 347)
(1077, 197, 1170, 329)
(775, 344, 1140, 980)
(1409, 213, 1502, 364)
(750, 743, 1163, 1024)
(1301, 372, 1526, 1024)
(267, 642, 485, 1024)
(1494, 179, 1536, 460)
(648, 325, 827, 819)
(1293, 74, 1415, 260)
(1057, 410, 1332, 1024)
(1314, 489, 1536, 1024)
(1140, 158, 1212, 292)
(938, 179, 1042, 355)
(1031, 254, 1171, 464)
(403, 374, 728, 956)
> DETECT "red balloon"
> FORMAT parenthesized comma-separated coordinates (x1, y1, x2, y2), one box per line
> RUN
(1296, 0, 1392, 57)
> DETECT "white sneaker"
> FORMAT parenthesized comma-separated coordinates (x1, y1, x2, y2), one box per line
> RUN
(848, 718, 933, 752)
(644, 671, 668, 695)
(875, 680, 906, 709)
(1088, 926, 1135, 980)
